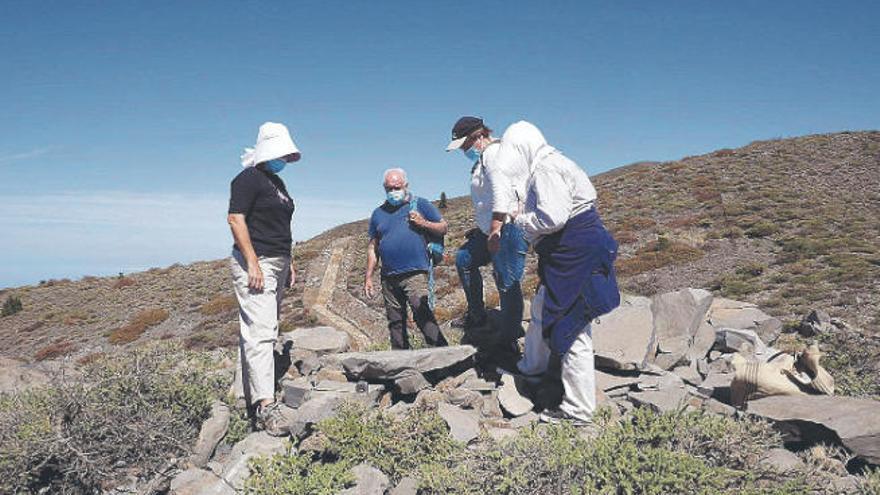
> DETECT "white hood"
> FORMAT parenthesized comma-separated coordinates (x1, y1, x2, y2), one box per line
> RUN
(500, 121, 556, 174)
(240, 122, 300, 168)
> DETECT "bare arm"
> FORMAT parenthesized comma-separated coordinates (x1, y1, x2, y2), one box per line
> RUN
(228, 213, 264, 290)
(363, 237, 380, 297)
(408, 212, 448, 236)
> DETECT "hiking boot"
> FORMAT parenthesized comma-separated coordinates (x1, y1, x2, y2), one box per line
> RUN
(539, 408, 592, 427)
(255, 401, 292, 437)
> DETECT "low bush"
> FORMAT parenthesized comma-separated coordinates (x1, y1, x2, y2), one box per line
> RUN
(0, 343, 231, 494)
(616, 238, 704, 276)
(200, 294, 239, 316)
(2, 294, 23, 317)
(33, 340, 76, 361)
(245, 404, 843, 495)
(108, 308, 169, 344)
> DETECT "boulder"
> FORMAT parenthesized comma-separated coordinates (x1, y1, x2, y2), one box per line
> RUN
(497, 373, 534, 417)
(438, 403, 480, 443)
(593, 295, 656, 370)
(696, 371, 734, 403)
(651, 289, 713, 370)
(445, 388, 483, 409)
(339, 464, 390, 495)
(221, 432, 289, 490)
(169, 468, 235, 495)
(337, 345, 477, 381)
(281, 377, 313, 408)
(280, 326, 350, 355)
(287, 393, 346, 438)
(707, 298, 775, 333)
(714, 328, 776, 361)
(688, 320, 716, 364)
(799, 309, 833, 337)
(189, 401, 230, 468)
(747, 395, 880, 464)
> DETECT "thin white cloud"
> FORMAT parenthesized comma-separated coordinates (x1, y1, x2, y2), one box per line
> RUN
(0, 190, 372, 286)
(0, 147, 52, 163)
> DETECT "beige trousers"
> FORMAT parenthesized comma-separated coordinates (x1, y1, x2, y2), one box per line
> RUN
(230, 249, 290, 405)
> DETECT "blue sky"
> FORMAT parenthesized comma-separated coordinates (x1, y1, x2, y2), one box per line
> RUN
(1, 1, 878, 288)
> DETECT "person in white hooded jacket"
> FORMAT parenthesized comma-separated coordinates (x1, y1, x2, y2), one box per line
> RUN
(502, 121, 620, 425)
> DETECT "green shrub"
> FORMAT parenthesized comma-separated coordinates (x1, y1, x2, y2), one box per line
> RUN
(246, 451, 352, 495)
(0, 343, 231, 494)
(1, 295, 23, 317)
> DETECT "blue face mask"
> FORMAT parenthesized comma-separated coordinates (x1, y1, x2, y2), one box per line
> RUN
(386, 189, 406, 206)
(264, 159, 287, 174)
(464, 147, 481, 163)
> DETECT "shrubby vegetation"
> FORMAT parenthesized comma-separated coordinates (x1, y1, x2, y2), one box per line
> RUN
(245, 404, 874, 495)
(2, 294, 23, 317)
(0, 343, 230, 494)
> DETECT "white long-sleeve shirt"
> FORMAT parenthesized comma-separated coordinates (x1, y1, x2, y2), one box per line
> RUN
(469, 140, 500, 234)
(485, 122, 532, 217)
(514, 151, 597, 244)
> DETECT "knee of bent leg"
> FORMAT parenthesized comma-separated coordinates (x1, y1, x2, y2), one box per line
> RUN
(455, 248, 472, 271)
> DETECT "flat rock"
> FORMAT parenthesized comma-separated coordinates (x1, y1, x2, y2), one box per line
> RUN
(221, 432, 288, 490)
(389, 476, 419, 495)
(281, 377, 313, 408)
(629, 372, 690, 413)
(707, 298, 775, 332)
(338, 345, 477, 381)
(339, 463, 390, 495)
(759, 448, 803, 473)
(438, 403, 480, 443)
(498, 373, 534, 417)
(446, 388, 483, 409)
(688, 320, 716, 364)
(281, 326, 350, 355)
(169, 468, 234, 495)
(747, 395, 880, 464)
(696, 371, 734, 403)
(715, 328, 776, 361)
(595, 370, 640, 392)
(189, 401, 230, 468)
(651, 289, 713, 370)
(508, 411, 539, 429)
(288, 393, 346, 438)
(593, 294, 656, 371)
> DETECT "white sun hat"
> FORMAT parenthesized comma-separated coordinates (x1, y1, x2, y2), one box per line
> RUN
(240, 122, 300, 168)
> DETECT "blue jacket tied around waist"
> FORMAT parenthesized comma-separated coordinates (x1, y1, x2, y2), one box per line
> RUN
(536, 208, 621, 354)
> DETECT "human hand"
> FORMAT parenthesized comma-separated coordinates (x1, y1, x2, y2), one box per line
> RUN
(247, 261, 264, 291)
(408, 211, 425, 228)
(488, 230, 501, 254)
(364, 277, 375, 298)
(286, 265, 296, 288)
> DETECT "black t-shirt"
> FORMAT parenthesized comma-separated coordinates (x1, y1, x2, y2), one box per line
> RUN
(228, 167, 295, 257)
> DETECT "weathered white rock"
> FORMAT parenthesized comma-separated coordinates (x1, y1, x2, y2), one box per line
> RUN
(389, 476, 419, 495)
(189, 401, 230, 468)
(169, 468, 235, 495)
(339, 464, 390, 495)
(221, 432, 289, 490)
(747, 395, 880, 464)
(438, 403, 480, 443)
(593, 295, 656, 371)
(759, 448, 803, 473)
(707, 298, 774, 331)
(651, 289, 713, 370)
(498, 373, 534, 417)
(337, 345, 477, 380)
(281, 326, 350, 355)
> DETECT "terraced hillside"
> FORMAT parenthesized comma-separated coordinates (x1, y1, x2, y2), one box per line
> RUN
(1, 131, 878, 384)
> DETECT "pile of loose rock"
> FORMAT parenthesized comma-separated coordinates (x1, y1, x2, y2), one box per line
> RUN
(169, 290, 880, 494)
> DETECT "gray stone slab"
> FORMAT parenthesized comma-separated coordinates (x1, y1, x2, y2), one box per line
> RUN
(498, 373, 534, 417)
(747, 395, 880, 464)
(280, 326, 350, 355)
(707, 298, 774, 331)
(593, 294, 656, 371)
(651, 289, 713, 370)
(595, 370, 640, 392)
(189, 401, 230, 468)
(221, 432, 289, 490)
(338, 345, 477, 380)
(169, 468, 235, 495)
(339, 463, 390, 495)
(438, 403, 480, 443)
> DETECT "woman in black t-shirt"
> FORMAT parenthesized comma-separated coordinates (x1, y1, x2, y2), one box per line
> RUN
(227, 122, 300, 436)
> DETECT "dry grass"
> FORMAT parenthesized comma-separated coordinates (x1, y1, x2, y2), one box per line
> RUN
(34, 340, 76, 361)
(108, 308, 169, 345)
(112, 277, 137, 289)
(199, 295, 238, 316)
(616, 238, 705, 276)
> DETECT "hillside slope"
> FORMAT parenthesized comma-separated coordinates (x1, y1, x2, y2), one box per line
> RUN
(1, 131, 878, 367)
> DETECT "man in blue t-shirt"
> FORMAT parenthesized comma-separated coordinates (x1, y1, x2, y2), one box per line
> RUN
(364, 168, 449, 349)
